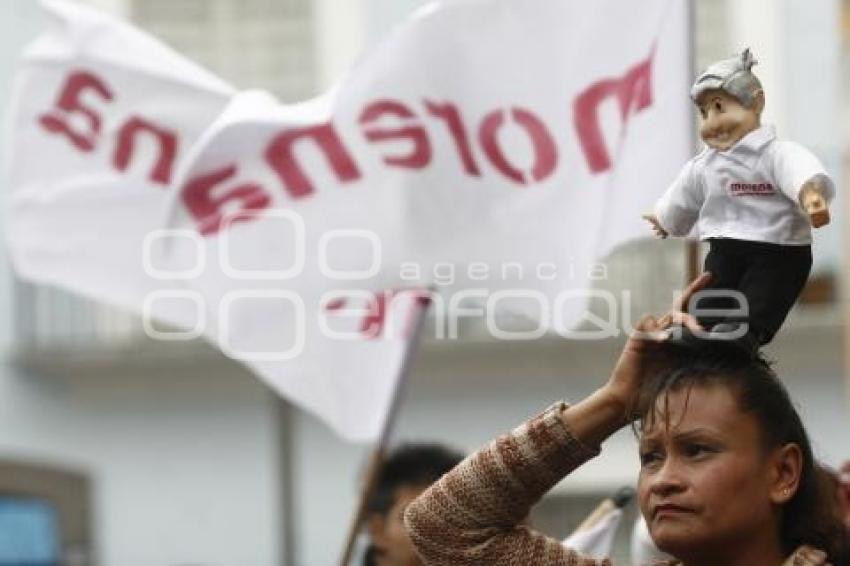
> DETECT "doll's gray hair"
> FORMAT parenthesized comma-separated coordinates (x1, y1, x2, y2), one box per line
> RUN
(690, 48, 763, 108)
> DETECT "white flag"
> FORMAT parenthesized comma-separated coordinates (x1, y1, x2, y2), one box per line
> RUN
(563, 507, 623, 559)
(5, 0, 690, 441)
(4, 0, 433, 443)
(162, 0, 690, 327)
(630, 516, 675, 565)
(5, 0, 234, 329)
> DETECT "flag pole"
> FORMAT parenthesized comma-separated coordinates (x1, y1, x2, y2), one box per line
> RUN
(685, 0, 700, 283)
(338, 288, 435, 566)
(836, 149, 850, 410)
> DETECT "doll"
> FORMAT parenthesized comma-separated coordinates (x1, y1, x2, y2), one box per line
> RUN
(644, 49, 834, 352)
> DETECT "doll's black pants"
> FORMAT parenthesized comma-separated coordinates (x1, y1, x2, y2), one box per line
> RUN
(693, 238, 812, 345)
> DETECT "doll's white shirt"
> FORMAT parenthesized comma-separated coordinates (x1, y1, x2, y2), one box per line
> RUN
(653, 125, 835, 245)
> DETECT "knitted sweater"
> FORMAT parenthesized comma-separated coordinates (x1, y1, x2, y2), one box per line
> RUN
(404, 403, 817, 566)
(404, 401, 629, 565)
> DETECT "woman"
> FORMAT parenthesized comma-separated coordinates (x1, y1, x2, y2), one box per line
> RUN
(404, 274, 847, 565)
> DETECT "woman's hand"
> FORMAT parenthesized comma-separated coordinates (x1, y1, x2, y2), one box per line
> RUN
(784, 544, 831, 566)
(560, 273, 712, 447)
(601, 272, 712, 417)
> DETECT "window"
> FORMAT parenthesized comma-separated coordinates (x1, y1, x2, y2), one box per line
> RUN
(131, 0, 314, 101)
(0, 497, 60, 565)
(0, 461, 91, 566)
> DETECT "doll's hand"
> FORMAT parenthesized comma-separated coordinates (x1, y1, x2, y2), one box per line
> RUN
(642, 213, 668, 238)
(800, 183, 831, 228)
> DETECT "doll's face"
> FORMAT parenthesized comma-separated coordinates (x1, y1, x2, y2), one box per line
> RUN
(696, 89, 761, 151)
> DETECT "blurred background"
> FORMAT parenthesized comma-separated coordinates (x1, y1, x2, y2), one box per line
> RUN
(0, 0, 848, 564)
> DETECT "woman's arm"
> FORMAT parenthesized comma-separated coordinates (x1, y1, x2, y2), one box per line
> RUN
(403, 398, 608, 566)
(404, 275, 711, 566)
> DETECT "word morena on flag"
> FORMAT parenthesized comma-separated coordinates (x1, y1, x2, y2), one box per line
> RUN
(40, 54, 652, 235)
(6, 0, 690, 441)
(180, 56, 651, 237)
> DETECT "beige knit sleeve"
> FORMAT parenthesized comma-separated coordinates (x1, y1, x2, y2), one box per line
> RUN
(404, 402, 609, 566)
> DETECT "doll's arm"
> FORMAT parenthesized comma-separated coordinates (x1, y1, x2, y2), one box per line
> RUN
(646, 160, 702, 238)
(773, 141, 835, 229)
(799, 177, 831, 228)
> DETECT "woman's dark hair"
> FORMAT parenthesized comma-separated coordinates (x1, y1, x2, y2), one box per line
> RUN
(632, 344, 850, 563)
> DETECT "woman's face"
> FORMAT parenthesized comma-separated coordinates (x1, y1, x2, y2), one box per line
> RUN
(637, 383, 779, 560)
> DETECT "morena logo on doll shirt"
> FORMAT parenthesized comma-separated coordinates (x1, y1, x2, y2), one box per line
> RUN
(728, 182, 776, 196)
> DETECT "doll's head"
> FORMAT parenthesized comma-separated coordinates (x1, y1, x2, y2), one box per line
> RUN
(691, 49, 765, 151)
